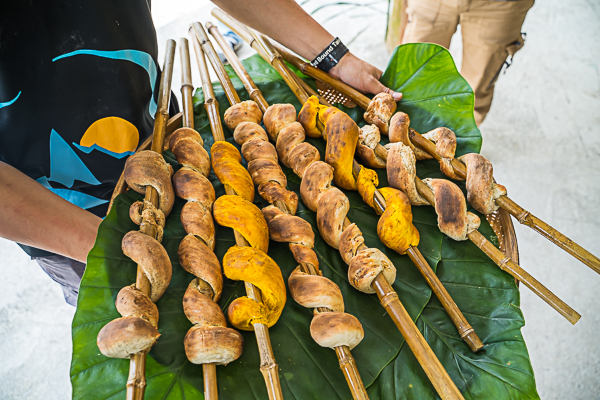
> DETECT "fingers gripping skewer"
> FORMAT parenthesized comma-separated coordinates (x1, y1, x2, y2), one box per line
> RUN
(275, 49, 600, 277)
(167, 38, 244, 400)
(96, 41, 177, 400)
(211, 13, 468, 400)
(216, 12, 483, 348)
(205, 22, 370, 400)
(190, 24, 285, 400)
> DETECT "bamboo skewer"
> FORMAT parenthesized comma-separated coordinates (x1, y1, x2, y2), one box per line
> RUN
(244, 34, 582, 326)
(189, 25, 284, 400)
(126, 39, 177, 400)
(275, 48, 600, 278)
(206, 22, 369, 400)
(178, 37, 219, 400)
(212, 12, 468, 400)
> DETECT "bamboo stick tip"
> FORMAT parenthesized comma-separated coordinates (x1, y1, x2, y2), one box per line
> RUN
(205, 21, 215, 30)
(463, 331, 484, 353)
(569, 312, 582, 325)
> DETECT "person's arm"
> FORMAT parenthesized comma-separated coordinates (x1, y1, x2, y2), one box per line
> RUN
(212, 0, 403, 101)
(0, 161, 101, 263)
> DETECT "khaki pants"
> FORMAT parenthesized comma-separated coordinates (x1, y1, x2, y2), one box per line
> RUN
(402, 0, 534, 125)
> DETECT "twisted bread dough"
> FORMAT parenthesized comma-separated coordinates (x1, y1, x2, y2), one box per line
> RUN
(211, 141, 255, 202)
(223, 246, 286, 330)
(357, 124, 386, 169)
(386, 142, 429, 205)
(260, 101, 365, 351)
(122, 231, 172, 302)
(458, 154, 507, 215)
(389, 112, 432, 160)
(421, 178, 481, 241)
(213, 195, 270, 253)
(169, 126, 243, 366)
(376, 187, 420, 255)
(169, 128, 211, 177)
(419, 127, 508, 214)
(98, 151, 175, 359)
(224, 100, 263, 130)
(297, 99, 359, 190)
(124, 151, 175, 215)
(422, 127, 460, 180)
(364, 93, 396, 136)
(210, 139, 287, 332)
(97, 285, 161, 358)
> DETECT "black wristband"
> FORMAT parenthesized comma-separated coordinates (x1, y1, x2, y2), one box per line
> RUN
(311, 37, 349, 73)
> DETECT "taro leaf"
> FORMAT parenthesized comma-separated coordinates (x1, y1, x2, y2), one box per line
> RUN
(70, 43, 538, 399)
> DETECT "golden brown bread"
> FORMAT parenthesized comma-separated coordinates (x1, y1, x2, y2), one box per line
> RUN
(182, 280, 244, 365)
(348, 248, 396, 294)
(364, 93, 396, 135)
(213, 194, 270, 253)
(122, 231, 172, 302)
(458, 153, 507, 215)
(388, 112, 432, 160)
(97, 316, 160, 358)
(124, 150, 175, 215)
(288, 267, 344, 312)
(231, 105, 299, 214)
(422, 127, 460, 180)
(224, 100, 263, 130)
(300, 161, 334, 212)
(258, 182, 298, 215)
(184, 325, 244, 365)
(169, 127, 211, 177)
(115, 285, 159, 328)
(338, 224, 364, 265)
(248, 158, 288, 187)
(386, 142, 429, 205)
(233, 121, 269, 146)
(322, 108, 359, 190)
(357, 124, 386, 169)
(316, 188, 349, 250)
(178, 235, 223, 299)
(262, 205, 314, 248)
(421, 178, 481, 241)
(310, 312, 364, 350)
(170, 130, 245, 367)
(224, 246, 286, 330)
(276, 122, 305, 167)
(211, 141, 255, 202)
(263, 103, 297, 140)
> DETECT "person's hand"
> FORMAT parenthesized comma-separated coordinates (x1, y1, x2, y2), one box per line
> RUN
(330, 52, 403, 101)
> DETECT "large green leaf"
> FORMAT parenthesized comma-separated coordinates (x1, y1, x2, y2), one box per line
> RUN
(70, 44, 538, 399)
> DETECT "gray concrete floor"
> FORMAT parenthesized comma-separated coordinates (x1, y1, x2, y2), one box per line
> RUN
(1, 0, 598, 399)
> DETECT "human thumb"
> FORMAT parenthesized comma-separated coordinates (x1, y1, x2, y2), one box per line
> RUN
(370, 77, 402, 101)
